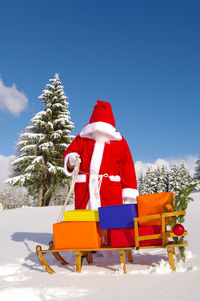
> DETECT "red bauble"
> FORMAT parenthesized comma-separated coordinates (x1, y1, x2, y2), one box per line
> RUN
(172, 224, 185, 236)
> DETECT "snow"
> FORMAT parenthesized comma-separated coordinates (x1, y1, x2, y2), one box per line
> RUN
(5, 174, 26, 185)
(39, 142, 53, 152)
(47, 163, 64, 174)
(0, 192, 200, 301)
(53, 117, 69, 126)
(26, 156, 44, 171)
(21, 145, 36, 152)
(20, 133, 46, 141)
(31, 111, 47, 120)
(12, 155, 36, 165)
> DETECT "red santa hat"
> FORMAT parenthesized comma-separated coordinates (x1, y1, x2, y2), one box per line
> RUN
(89, 100, 115, 127)
(80, 100, 122, 141)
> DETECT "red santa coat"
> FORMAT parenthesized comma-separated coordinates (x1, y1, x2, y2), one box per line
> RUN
(63, 100, 138, 209)
(63, 135, 138, 209)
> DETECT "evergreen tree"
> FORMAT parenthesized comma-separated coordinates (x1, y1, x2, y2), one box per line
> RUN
(6, 74, 74, 206)
(157, 165, 168, 192)
(168, 163, 179, 193)
(153, 166, 162, 193)
(138, 173, 145, 195)
(194, 155, 200, 180)
(143, 166, 155, 194)
(164, 184, 197, 261)
(151, 168, 158, 193)
(179, 160, 191, 189)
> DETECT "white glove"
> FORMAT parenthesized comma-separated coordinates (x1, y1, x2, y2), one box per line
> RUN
(64, 152, 81, 176)
(68, 153, 81, 167)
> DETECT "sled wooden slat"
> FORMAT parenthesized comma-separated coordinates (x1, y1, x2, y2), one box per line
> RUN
(167, 246, 176, 271)
(136, 233, 162, 241)
(161, 214, 166, 246)
(119, 249, 126, 274)
(127, 250, 133, 263)
(165, 240, 188, 248)
(49, 241, 69, 265)
(36, 245, 55, 274)
(38, 246, 134, 254)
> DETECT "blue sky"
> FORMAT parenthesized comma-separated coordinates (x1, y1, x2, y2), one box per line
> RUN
(0, 0, 199, 167)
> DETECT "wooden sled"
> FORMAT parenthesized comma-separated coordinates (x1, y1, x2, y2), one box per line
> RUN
(36, 210, 188, 274)
(36, 243, 133, 274)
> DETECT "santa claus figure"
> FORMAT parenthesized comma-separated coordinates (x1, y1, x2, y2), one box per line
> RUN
(63, 100, 138, 210)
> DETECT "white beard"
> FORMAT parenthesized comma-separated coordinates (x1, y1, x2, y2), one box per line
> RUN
(91, 131, 111, 144)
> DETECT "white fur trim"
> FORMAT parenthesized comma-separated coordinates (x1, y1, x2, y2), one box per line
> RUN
(109, 175, 121, 182)
(91, 131, 110, 143)
(122, 188, 139, 200)
(64, 152, 80, 176)
(75, 174, 86, 183)
(123, 198, 137, 204)
(80, 122, 122, 141)
(86, 142, 105, 209)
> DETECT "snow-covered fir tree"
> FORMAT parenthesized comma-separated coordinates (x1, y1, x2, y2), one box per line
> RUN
(142, 166, 155, 194)
(157, 165, 169, 192)
(194, 156, 200, 181)
(153, 166, 161, 193)
(6, 74, 74, 206)
(138, 173, 145, 195)
(168, 163, 179, 193)
(178, 160, 191, 189)
(151, 168, 158, 193)
(193, 156, 200, 189)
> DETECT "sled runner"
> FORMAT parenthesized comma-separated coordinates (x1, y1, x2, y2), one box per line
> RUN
(36, 207, 188, 274)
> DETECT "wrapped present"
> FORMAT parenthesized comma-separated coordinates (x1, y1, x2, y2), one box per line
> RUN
(53, 221, 101, 249)
(64, 209, 99, 222)
(110, 225, 162, 247)
(110, 228, 135, 247)
(137, 192, 175, 226)
(98, 204, 137, 230)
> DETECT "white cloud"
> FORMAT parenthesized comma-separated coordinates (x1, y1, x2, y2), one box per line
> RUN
(135, 155, 198, 177)
(0, 155, 15, 188)
(0, 78, 28, 115)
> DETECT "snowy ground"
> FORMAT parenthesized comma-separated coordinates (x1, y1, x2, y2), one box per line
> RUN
(0, 192, 200, 301)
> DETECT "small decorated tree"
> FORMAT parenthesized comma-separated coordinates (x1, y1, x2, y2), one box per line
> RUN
(164, 184, 196, 261)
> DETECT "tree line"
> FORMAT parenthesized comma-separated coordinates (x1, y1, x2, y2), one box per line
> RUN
(138, 160, 200, 195)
